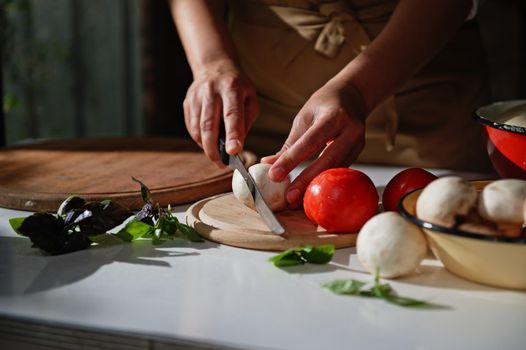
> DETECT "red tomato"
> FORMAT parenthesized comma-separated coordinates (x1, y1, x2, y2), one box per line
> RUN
(382, 168, 437, 212)
(303, 168, 378, 232)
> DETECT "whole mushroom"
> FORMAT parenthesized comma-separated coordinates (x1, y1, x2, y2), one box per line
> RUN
(357, 212, 428, 278)
(232, 163, 291, 212)
(478, 179, 526, 237)
(416, 176, 477, 227)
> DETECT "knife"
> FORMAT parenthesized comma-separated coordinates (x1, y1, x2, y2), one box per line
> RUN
(219, 138, 285, 235)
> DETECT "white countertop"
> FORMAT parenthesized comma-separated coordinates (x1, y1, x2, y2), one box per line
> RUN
(0, 165, 525, 350)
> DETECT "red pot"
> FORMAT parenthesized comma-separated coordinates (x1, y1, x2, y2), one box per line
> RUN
(474, 101, 526, 180)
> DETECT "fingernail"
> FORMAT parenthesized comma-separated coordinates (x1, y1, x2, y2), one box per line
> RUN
(261, 156, 276, 164)
(270, 166, 285, 181)
(286, 189, 301, 204)
(226, 139, 241, 153)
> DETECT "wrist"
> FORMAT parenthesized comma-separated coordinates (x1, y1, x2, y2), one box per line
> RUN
(324, 77, 368, 121)
(191, 57, 241, 78)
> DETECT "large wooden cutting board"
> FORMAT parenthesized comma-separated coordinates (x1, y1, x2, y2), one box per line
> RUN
(0, 137, 256, 211)
(186, 193, 357, 251)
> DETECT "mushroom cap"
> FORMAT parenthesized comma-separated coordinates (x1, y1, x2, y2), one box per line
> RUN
(478, 179, 526, 226)
(232, 163, 291, 212)
(416, 176, 477, 227)
(357, 212, 428, 279)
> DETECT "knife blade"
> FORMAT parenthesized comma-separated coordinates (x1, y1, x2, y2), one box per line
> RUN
(219, 138, 285, 235)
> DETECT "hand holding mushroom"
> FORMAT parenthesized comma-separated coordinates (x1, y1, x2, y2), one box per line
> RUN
(232, 163, 291, 212)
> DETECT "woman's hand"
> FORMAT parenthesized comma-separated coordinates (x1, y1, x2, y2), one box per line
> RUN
(261, 81, 366, 208)
(184, 60, 259, 166)
(169, 0, 258, 165)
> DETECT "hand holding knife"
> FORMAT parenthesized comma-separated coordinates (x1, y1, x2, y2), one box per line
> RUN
(218, 138, 285, 235)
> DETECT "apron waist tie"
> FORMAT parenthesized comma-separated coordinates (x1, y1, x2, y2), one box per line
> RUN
(229, 0, 399, 151)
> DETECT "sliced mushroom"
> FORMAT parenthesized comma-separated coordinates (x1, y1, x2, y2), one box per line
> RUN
(232, 163, 291, 212)
(357, 212, 428, 279)
(478, 179, 526, 237)
(416, 176, 477, 227)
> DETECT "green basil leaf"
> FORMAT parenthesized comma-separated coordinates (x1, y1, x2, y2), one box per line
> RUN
(324, 276, 432, 308)
(177, 223, 205, 242)
(116, 221, 153, 242)
(323, 279, 366, 295)
(357, 290, 376, 298)
(270, 245, 334, 267)
(160, 216, 178, 236)
(300, 244, 334, 264)
(371, 282, 393, 298)
(269, 249, 304, 267)
(9, 217, 26, 235)
(384, 295, 429, 307)
(132, 177, 152, 204)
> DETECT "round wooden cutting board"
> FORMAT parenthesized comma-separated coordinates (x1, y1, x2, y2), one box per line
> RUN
(0, 137, 256, 211)
(186, 193, 357, 251)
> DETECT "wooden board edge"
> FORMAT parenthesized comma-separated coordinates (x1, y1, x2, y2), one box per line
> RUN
(0, 150, 258, 212)
(185, 194, 357, 252)
(0, 180, 232, 212)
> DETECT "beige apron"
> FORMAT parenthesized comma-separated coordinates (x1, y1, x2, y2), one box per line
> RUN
(227, 0, 491, 171)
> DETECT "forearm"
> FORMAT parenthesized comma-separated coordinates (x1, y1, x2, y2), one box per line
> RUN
(330, 0, 472, 114)
(168, 0, 239, 75)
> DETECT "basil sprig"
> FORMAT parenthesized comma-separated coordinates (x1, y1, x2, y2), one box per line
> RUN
(324, 272, 430, 308)
(9, 178, 203, 255)
(103, 203, 203, 244)
(93, 178, 204, 244)
(269, 244, 335, 267)
(9, 197, 132, 255)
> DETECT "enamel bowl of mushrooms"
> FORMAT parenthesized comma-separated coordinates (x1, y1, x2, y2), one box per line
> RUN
(399, 177, 526, 290)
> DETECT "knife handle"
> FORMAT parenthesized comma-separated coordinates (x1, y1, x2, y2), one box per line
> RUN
(218, 138, 230, 166)
(218, 118, 230, 166)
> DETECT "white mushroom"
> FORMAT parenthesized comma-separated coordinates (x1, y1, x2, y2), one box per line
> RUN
(416, 176, 477, 227)
(478, 179, 526, 237)
(357, 212, 427, 279)
(232, 163, 291, 212)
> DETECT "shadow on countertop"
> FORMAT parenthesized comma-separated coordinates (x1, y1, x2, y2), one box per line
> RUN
(0, 236, 218, 296)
